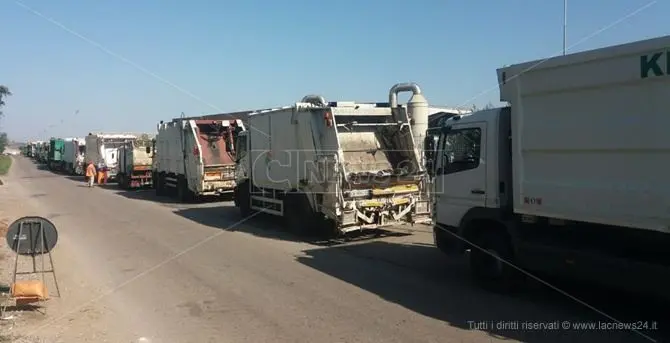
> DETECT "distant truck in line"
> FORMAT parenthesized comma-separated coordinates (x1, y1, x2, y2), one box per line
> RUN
(117, 137, 154, 189)
(429, 34, 670, 298)
(47, 138, 65, 171)
(85, 133, 138, 181)
(63, 138, 86, 175)
(153, 118, 245, 202)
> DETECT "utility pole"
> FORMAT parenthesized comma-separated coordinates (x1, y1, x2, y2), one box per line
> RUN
(563, 0, 567, 55)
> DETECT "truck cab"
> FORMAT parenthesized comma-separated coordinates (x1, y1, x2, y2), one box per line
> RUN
(431, 107, 511, 235)
(430, 107, 520, 291)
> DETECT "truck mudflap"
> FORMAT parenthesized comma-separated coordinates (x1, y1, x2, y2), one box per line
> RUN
(337, 184, 431, 233)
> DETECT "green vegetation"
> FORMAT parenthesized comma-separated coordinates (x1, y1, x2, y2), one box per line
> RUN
(0, 85, 10, 119)
(0, 132, 7, 154)
(0, 85, 10, 156)
(0, 155, 11, 175)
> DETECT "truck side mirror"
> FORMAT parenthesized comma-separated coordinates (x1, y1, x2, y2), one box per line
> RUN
(145, 146, 151, 154)
(423, 135, 437, 175)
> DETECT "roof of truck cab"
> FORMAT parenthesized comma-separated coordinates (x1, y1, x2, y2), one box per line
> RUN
(441, 107, 509, 125)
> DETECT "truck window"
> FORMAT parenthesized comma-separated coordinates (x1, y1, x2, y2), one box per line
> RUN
(438, 128, 481, 175)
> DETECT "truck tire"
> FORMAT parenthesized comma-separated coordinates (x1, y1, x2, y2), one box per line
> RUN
(152, 172, 158, 190)
(236, 181, 253, 217)
(117, 174, 125, 189)
(122, 174, 131, 189)
(469, 230, 521, 293)
(155, 173, 165, 196)
(177, 176, 194, 203)
(284, 192, 320, 236)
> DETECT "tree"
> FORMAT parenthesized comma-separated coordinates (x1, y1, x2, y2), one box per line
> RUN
(0, 85, 11, 154)
(470, 102, 495, 112)
(0, 132, 7, 154)
(0, 85, 11, 119)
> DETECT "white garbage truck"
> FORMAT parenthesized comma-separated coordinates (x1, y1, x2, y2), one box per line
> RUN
(430, 35, 670, 297)
(116, 135, 154, 189)
(153, 118, 245, 201)
(233, 83, 432, 236)
(85, 133, 138, 181)
(63, 137, 86, 175)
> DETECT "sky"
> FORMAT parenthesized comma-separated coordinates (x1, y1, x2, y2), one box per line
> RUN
(0, 0, 667, 142)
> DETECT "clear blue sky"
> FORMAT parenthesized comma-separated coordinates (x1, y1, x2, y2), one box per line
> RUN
(0, 0, 667, 141)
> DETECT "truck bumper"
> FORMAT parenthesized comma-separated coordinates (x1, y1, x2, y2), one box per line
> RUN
(202, 180, 236, 196)
(337, 198, 431, 233)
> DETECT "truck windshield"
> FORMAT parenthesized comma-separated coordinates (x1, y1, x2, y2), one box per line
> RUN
(438, 128, 481, 174)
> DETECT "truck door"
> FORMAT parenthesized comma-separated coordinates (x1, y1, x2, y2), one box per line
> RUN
(433, 122, 487, 228)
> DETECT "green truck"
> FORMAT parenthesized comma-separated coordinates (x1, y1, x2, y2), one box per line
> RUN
(48, 138, 66, 171)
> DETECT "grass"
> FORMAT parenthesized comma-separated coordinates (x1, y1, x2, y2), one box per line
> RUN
(0, 155, 11, 175)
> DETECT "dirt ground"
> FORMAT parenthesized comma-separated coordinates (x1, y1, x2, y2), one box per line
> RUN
(0, 160, 54, 342)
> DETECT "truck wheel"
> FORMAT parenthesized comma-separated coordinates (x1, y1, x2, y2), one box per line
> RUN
(152, 172, 158, 191)
(122, 174, 131, 189)
(283, 192, 320, 236)
(155, 173, 165, 196)
(236, 182, 253, 217)
(177, 177, 194, 203)
(283, 193, 306, 235)
(469, 230, 521, 293)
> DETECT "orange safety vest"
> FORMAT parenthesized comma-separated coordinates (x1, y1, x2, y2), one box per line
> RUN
(85, 164, 96, 177)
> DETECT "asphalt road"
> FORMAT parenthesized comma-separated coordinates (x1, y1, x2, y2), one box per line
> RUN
(2, 156, 667, 343)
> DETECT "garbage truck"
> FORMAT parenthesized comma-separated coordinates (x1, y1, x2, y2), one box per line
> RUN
(36, 141, 49, 163)
(153, 118, 245, 201)
(233, 83, 432, 236)
(63, 138, 86, 175)
(85, 133, 137, 181)
(48, 138, 65, 171)
(25, 142, 37, 158)
(117, 136, 154, 189)
(429, 35, 670, 298)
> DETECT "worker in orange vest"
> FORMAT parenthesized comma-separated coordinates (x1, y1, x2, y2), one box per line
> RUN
(85, 161, 96, 187)
(97, 165, 106, 185)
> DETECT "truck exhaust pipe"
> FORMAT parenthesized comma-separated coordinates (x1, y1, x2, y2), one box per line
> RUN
(389, 83, 429, 157)
(301, 95, 327, 107)
(389, 82, 422, 108)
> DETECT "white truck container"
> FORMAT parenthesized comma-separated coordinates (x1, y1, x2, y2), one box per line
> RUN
(431, 35, 670, 297)
(117, 136, 154, 189)
(85, 133, 138, 180)
(153, 118, 245, 201)
(233, 83, 431, 236)
(63, 137, 86, 175)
